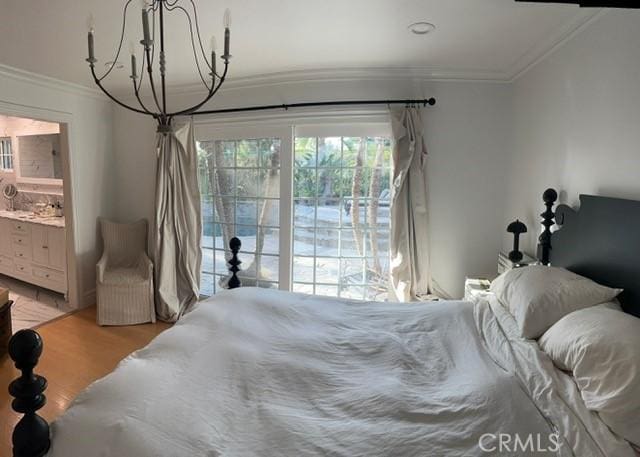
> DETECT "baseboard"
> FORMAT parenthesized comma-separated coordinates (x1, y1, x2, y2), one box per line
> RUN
(80, 288, 96, 309)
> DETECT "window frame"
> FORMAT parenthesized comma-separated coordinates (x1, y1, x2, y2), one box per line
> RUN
(194, 113, 391, 298)
(0, 137, 13, 172)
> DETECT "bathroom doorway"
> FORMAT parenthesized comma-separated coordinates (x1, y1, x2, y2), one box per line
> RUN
(0, 113, 74, 330)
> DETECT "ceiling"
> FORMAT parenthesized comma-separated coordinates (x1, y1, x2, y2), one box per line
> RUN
(0, 0, 599, 91)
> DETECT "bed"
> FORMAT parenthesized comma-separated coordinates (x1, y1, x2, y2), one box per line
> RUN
(7, 189, 640, 457)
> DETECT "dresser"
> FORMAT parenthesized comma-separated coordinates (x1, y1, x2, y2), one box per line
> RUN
(0, 212, 67, 295)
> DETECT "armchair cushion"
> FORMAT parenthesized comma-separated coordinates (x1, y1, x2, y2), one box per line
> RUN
(102, 267, 149, 286)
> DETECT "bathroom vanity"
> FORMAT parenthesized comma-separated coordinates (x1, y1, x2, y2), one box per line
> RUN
(0, 210, 66, 295)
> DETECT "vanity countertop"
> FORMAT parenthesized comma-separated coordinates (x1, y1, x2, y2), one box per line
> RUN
(0, 210, 65, 228)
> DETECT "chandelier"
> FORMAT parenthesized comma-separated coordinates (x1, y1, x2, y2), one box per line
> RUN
(86, 0, 231, 132)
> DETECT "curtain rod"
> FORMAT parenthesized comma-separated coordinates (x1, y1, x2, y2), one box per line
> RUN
(191, 98, 436, 116)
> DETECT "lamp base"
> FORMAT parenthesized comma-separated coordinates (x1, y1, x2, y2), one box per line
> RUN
(508, 250, 523, 262)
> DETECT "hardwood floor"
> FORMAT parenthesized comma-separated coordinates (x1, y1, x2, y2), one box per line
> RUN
(1, 306, 170, 456)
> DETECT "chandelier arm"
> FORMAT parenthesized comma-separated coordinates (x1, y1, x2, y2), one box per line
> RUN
(136, 47, 146, 93)
(144, 47, 164, 114)
(134, 84, 155, 115)
(187, 0, 213, 72)
(90, 66, 155, 117)
(166, 61, 228, 118)
(170, 5, 211, 90)
(99, 0, 135, 82)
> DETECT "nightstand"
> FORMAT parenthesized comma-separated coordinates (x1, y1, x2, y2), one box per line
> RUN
(497, 252, 536, 275)
(464, 278, 492, 301)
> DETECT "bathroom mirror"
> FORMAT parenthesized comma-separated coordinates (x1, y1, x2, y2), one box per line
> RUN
(16, 134, 63, 180)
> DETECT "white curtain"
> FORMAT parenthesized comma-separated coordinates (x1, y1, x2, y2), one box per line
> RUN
(389, 107, 431, 301)
(154, 121, 202, 322)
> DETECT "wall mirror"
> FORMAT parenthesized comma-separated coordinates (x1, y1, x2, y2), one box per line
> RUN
(17, 134, 63, 181)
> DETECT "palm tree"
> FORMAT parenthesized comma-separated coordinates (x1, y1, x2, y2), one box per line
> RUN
(367, 139, 384, 276)
(243, 140, 280, 285)
(203, 141, 234, 251)
(350, 138, 366, 257)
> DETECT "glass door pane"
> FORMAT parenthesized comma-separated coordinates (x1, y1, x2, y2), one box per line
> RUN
(292, 135, 392, 301)
(198, 136, 283, 296)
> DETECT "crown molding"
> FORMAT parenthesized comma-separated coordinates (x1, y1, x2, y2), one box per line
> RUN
(111, 66, 511, 99)
(114, 8, 607, 98)
(508, 8, 607, 81)
(2, 8, 605, 105)
(0, 63, 103, 100)
(183, 66, 511, 93)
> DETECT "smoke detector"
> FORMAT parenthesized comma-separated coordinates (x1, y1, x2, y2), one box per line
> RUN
(408, 22, 436, 35)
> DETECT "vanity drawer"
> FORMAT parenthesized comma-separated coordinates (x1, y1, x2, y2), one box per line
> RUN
(12, 234, 32, 247)
(0, 255, 14, 273)
(13, 244, 32, 261)
(11, 221, 31, 235)
(32, 265, 65, 285)
(13, 259, 31, 277)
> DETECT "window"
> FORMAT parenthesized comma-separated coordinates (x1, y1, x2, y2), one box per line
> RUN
(196, 121, 391, 300)
(292, 136, 391, 300)
(0, 138, 13, 171)
(198, 137, 282, 296)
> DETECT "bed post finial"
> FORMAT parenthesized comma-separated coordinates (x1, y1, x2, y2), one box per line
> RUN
(8, 329, 51, 457)
(538, 188, 558, 266)
(228, 237, 242, 289)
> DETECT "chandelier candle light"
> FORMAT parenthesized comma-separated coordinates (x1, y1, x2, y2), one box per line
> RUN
(86, 0, 231, 133)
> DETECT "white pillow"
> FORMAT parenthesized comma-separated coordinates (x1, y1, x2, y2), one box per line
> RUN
(490, 265, 622, 339)
(539, 306, 640, 446)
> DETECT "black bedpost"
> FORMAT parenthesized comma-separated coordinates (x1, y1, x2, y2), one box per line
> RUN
(8, 329, 50, 457)
(228, 237, 242, 289)
(538, 188, 558, 266)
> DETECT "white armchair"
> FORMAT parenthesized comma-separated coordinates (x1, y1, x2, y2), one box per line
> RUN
(96, 219, 156, 326)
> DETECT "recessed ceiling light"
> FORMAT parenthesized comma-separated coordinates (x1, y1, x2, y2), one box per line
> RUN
(408, 22, 436, 35)
(105, 61, 125, 70)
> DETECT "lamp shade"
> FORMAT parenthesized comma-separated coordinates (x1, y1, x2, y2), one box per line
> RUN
(507, 219, 527, 235)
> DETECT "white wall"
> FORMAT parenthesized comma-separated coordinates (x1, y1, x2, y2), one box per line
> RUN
(113, 78, 513, 298)
(0, 65, 115, 306)
(503, 10, 640, 255)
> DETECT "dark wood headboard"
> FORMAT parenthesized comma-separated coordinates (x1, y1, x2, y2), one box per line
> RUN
(550, 194, 640, 318)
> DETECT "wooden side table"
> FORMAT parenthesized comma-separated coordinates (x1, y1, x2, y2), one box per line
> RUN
(0, 300, 13, 357)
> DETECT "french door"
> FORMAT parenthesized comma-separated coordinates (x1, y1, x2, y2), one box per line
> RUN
(196, 125, 293, 296)
(196, 120, 391, 300)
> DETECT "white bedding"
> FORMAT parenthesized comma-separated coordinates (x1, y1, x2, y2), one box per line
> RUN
(48, 288, 635, 457)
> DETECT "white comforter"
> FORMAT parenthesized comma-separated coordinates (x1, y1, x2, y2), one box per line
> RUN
(48, 288, 634, 457)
